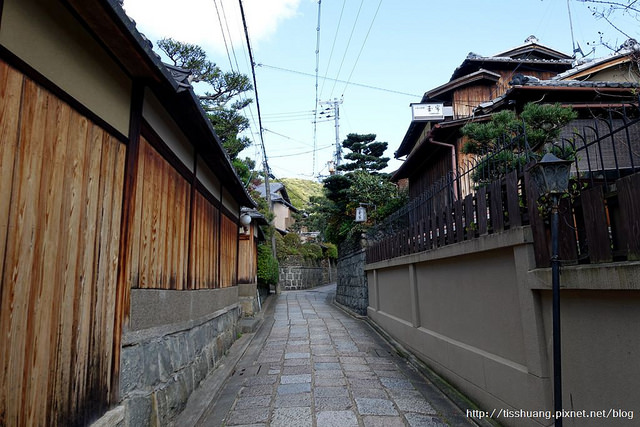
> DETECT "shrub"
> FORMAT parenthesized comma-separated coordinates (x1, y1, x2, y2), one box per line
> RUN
(300, 242, 323, 260)
(324, 242, 338, 259)
(257, 244, 279, 286)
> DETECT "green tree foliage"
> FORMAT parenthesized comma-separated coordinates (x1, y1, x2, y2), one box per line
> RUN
(324, 242, 338, 259)
(462, 103, 577, 154)
(337, 133, 390, 173)
(317, 171, 406, 244)
(257, 243, 279, 286)
(157, 38, 256, 180)
(461, 103, 577, 184)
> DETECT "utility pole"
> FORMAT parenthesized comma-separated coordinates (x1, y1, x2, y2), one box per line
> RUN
(321, 98, 344, 171)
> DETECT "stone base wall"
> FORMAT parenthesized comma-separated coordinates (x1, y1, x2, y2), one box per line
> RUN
(118, 305, 240, 426)
(336, 249, 368, 315)
(279, 259, 336, 291)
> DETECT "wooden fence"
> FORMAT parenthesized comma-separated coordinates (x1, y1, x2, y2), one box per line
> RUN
(0, 58, 245, 425)
(367, 111, 640, 268)
(0, 62, 126, 425)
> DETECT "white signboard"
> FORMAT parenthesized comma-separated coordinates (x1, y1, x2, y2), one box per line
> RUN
(411, 103, 444, 121)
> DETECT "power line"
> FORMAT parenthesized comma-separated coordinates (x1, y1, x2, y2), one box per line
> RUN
(313, 0, 322, 176)
(329, 0, 365, 98)
(341, 0, 383, 97)
(270, 144, 334, 158)
(238, 0, 279, 277)
(256, 63, 421, 97)
(237, 1, 269, 189)
(212, 0, 260, 154)
(320, 0, 346, 98)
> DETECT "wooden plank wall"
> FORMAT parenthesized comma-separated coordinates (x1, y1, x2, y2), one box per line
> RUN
(129, 137, 190, 290)
(238, 233, 257, 284)
(190, 191, 220, 289)
(128, 137, 240, 290)
(220, 214, 239, 287)
(0, 61, 126, 426)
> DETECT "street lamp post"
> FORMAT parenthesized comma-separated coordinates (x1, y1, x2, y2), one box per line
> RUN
(529, 152, 572, 427)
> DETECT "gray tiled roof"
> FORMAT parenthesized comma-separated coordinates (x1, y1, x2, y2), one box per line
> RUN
(516, 79, 640, 88)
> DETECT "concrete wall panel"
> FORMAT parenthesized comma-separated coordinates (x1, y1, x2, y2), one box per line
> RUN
(377, 265, 412, 324)
(415, 247, 527, 365)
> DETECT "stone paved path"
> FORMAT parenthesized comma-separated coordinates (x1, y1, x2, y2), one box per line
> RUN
(197, 284, 477, 427)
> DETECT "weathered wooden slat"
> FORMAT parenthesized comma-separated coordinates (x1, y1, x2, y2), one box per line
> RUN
(524, 167, 550, 267)
(476, 186, 488, 235)
(445, 205, 454, 246)
(454, 199, 464, 242)
(430, 205, 439, 249)
(616, 172, 640, 260)
(11, 79, 48, 426)
(558, 197, 578, 264)
(0, 60, 24, 424)
(505, 170, 522, 227)
(43, 99, 72, 425)
(138, 142, 153, 288)
(71, 119, 103, 422)
(464, 194, 474, 240)
(489, 180, 504, 232)
(580, 186, 613, 263)
(63, 109, 90, 421)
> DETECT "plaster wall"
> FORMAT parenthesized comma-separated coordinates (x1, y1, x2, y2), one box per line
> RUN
(221, 187, 240, 219)
(196, 156, 222, 200)
(272, 203, 289, 231)
(0, 0, 132, 135)
(367, 226, 640, 427)
(142, 89, 194, 170)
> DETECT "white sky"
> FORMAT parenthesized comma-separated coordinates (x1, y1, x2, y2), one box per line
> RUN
(123, 0, 638, 180)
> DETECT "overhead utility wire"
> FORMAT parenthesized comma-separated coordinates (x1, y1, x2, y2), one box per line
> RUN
(237, 1, 270, 194)
(270, 144, 334, 158)
(256, 63, 421, 97)
(312, 1, 322, 176)
(212, 0, 260, 148)
(329, 0, 365, 98)
(320, 0, 346, 97)
(341, 0, 383, 97)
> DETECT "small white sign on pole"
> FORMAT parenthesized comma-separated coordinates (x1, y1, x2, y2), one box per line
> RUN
(355, 206, 367, 223)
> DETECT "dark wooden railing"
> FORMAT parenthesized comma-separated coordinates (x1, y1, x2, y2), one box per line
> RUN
(367, 111, 640, 268)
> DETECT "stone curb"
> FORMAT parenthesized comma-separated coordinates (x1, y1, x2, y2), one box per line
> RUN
(170, 294, 275, 426)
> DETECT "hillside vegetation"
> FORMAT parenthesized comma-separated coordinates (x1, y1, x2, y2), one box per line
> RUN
(277, 178, 324, 211)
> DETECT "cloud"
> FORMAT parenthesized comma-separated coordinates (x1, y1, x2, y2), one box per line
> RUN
(122, 0, 301, 56)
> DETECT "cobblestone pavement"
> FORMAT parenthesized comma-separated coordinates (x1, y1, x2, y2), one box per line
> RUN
(198, 284, 476, 427)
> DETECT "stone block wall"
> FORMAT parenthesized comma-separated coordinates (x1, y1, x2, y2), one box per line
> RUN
(279, 264, 324, 291)
(336, 249, 368, 315)
(119, 306, 240, 426)
(277, 258, 336, 291)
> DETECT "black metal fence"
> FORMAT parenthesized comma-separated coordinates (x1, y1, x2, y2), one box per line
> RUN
(366, 108, 640, 266)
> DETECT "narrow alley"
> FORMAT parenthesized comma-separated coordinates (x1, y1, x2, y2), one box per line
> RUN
(188, 284, 477, 427)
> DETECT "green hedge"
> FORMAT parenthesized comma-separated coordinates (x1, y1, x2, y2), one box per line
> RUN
(257, 244, 279, 286)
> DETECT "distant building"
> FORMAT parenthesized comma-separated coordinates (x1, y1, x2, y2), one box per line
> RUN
(255, 182, 299, 233)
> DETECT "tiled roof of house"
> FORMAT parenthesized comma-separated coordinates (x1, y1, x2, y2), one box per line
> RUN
(553, 41, 640, 81)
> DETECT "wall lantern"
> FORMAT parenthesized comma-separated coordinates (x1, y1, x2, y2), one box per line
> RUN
(240, 213, 252, 233)
(240, 213, 252, 227)
(528, 151, 572, 427)
(355, 206, 367, 223)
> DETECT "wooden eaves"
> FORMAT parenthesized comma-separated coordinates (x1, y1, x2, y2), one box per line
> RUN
(62, 0, 256, 208)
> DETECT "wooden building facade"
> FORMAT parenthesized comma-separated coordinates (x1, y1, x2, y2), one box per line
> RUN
(0, 0, 255, 425)
(392, 37, 574, 200)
